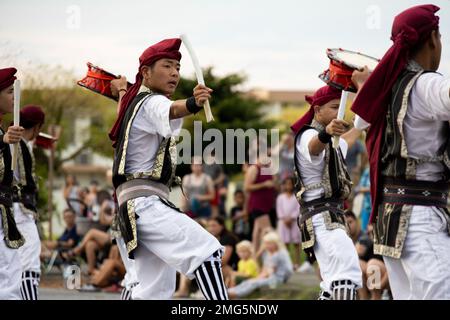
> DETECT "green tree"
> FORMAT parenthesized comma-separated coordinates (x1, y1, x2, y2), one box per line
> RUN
(173, 67, 275, 176)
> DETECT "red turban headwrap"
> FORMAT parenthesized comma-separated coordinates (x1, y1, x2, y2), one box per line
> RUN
(0, 68, 17, 91)
(350, 4, 440, 223)
(291, 85, 342, 134)
(109, 38, 182, 145)
(20, 105, 45, 129)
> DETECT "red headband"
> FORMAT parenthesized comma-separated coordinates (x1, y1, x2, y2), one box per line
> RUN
(109, 38, 182, 145)
(291, 85, 342, 134)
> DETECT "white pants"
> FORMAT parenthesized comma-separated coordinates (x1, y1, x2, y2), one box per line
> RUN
(384, 206, 450, 300)
(14, 204, 41, 273)
(131, 196, 223, 300)
(116, 236, 139, 289)
(312, 213, 363, 293)
(0, 226, 22, 300)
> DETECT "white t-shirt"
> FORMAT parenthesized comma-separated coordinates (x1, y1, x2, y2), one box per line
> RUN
(125, 89, 183, 174)
(295, 129, 348, 202)
(355, 72, 450, 182)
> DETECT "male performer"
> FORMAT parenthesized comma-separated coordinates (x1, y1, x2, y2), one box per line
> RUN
(108, 38, 228, 300)
(352, 4, 450, 299)
(13, 105, 45, 300)
(291, 83, 366, 300)
(0, 67, 25, 300)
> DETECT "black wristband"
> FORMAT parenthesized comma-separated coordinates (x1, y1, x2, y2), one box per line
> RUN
(318, 129, 332, 144)
(186, 96, 203, 114)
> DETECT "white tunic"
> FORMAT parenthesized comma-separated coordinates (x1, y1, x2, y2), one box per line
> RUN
(123, 87, 223, 299)
(295, 129, 348, 202)
(11, 141, 41, 273)
(295, 127, 361, 292)
(125, 87, 183, 173)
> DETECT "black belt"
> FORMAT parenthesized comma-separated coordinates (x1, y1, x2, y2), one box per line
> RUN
(381, 177, 449, 207)
(299, 198, 344, 225)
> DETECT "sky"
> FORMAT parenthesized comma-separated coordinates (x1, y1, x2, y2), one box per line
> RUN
(1, 0, 450, 90)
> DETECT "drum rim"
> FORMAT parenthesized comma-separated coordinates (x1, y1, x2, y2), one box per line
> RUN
(326, 48, 379, 71)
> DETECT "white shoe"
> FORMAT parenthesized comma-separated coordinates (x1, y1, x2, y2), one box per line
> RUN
(297, 262, 314, 273)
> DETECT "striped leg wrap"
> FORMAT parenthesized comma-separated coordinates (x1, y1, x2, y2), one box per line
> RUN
(318, 290, 332, 300)
(331, 280, 358, 300)
(20, 270, 40, 300)
(120, 283, 138, 300)
(194, 250, 229, 300)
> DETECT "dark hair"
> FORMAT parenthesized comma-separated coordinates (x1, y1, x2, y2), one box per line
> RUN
(282, 176, 295, 185)
(209, 216, 235, 239)
(410, 27, 439, 58)
(344, 210, 357, 220)
(234, 189, 244, 197)
(63, 208, 75, 216)
(97, 189, 112, 206)
(20, 119, 43, 130)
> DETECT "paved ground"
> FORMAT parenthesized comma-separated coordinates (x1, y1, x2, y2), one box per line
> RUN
(39, 270, 320, 300)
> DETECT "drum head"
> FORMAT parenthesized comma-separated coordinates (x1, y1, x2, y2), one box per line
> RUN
(327, 48, 379, 72)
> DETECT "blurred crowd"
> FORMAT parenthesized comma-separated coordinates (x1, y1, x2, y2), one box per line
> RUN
(39, 133, 391, 299)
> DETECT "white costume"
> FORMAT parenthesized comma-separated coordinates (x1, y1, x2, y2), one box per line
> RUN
(356, 72, 450, 300)
(11, 140, 41, 300)
(0, 225, 22, 300)
(296, 128, 362, 298)
(116, 88, 227, 300)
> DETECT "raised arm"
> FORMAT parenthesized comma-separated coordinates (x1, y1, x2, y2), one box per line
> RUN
(308, 119, 350, 156)
(169, 84, 212, 120)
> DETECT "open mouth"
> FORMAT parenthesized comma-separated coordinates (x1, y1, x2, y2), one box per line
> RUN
(168, 81, 177, 86)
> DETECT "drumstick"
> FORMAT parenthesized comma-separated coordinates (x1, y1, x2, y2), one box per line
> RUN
(333, 90, 349, 149)
(180, 34, 214, 122)
(12, 80, 20, 171)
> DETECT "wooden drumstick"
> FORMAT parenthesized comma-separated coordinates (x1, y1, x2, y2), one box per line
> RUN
(333, 90, 349, 149)
(180, 34, 214, 122)
(12, 80, 20, 171)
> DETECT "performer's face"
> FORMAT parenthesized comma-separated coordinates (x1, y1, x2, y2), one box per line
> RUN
(142, 58, 180, 95)
(0, 84, 14, 114)
(314, 99, 340, 126)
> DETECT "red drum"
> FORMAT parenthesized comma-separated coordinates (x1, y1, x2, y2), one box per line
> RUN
(319, 48, 379, 92)
(35, 132, 56, 149)
(77, 63, 131, 101)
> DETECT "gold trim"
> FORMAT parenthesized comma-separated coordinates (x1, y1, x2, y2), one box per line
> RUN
(322, 211, 347, 231)
(118, 86, 154, 175)
(373, 203, 412, 259)
(17, 142, 27, 186)
(301, 217, 315, 250)
(125, 199, 138, 254)
(0, 204, 25, 249)
(397, 70, 424, 159)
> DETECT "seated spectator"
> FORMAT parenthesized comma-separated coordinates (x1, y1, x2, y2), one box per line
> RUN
(79, 245, 126, 292)
(229, 240, 259, 287)
(276, 177, 301, 270)
(345, 210, 389, 300)
(230, 190, 251, 241)
(174, 216, 239, 297)
(41, 208, 80, 260)
(228, 231, 293, 299)
(182, 157, 215, 219)
(62, 201, 114, 275)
